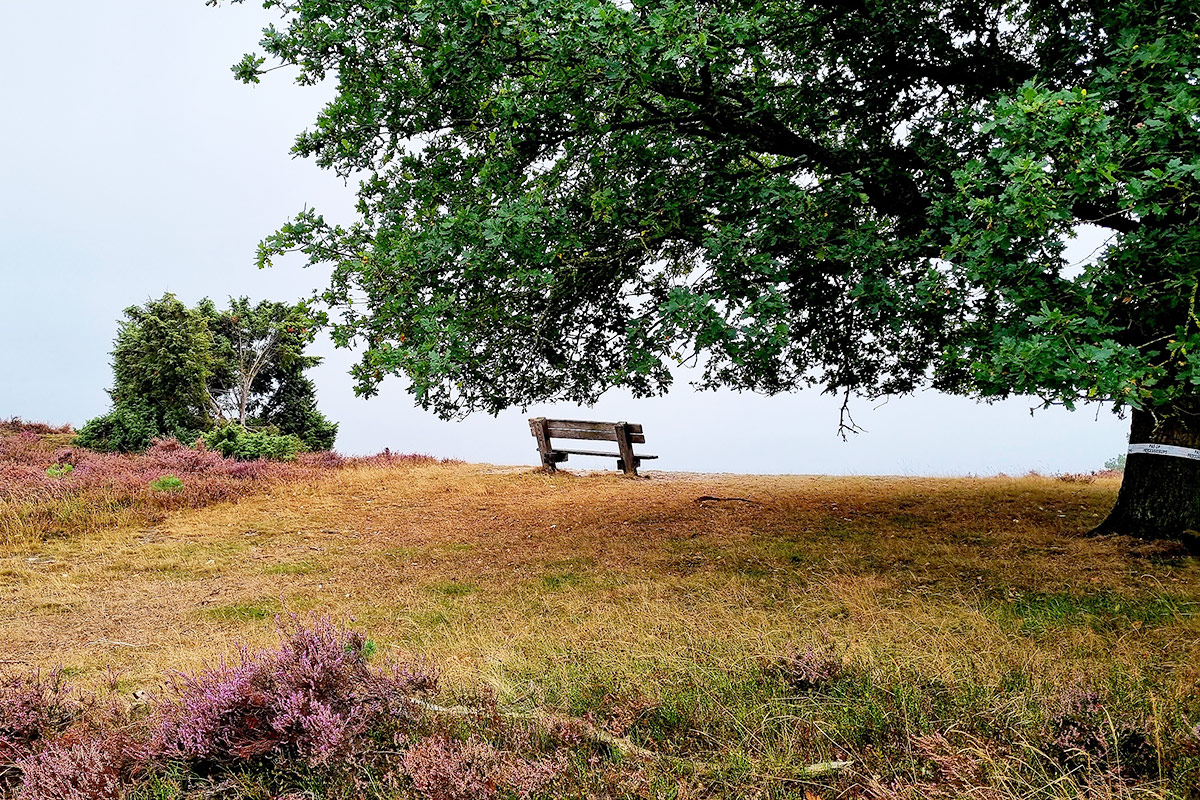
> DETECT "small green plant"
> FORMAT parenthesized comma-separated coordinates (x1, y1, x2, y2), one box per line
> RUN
(149, 475, 185, 493)
(202, 424, 303, 461)
(1104, 453, 1127, 471)
(45, 463, 74, 478)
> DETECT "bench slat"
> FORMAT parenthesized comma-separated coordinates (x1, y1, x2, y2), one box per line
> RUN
(546, 428, 646, 444)
(554, 448, 658, 459)
(545, 419, 643, 435)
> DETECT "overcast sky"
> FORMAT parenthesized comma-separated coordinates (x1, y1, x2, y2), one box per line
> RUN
(0, 1, 1130, 474)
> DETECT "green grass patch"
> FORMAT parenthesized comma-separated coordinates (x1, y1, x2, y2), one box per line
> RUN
(541, 572, 584, 591)
(1001, 591, 1196, 632)
(426, 580, 476, 598)
(149, 475, 185, 493)
(204, 600, 279, 622)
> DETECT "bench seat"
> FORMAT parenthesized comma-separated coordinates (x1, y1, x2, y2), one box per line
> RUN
(553, 448, 659, 459)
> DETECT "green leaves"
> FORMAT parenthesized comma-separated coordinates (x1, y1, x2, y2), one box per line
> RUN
(231, 0, 1200, 419)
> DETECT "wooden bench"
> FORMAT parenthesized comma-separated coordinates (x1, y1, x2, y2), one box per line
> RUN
(528, 418, 658, 476)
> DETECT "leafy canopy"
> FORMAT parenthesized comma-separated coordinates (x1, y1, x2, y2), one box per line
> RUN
(227, 0, 1200, 422)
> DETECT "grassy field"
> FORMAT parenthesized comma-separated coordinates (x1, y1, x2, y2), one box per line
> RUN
(2, 423, 1199, 798)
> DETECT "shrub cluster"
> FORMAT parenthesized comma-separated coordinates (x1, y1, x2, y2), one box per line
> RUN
(154, 618, 438, 767)
(0, 669, 79, 764)
(1045, 683, 1156, 780)
(200, 425, 303, 462)
(15, 734, 131, 800)
(768, 637, 844, 692)
(0, 419, 73, 436)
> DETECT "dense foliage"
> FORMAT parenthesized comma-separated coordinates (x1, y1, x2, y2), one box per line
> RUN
(76, 295, 212, 450)
(77, 294, 337, 454)
(200, 424, 304, 461)
(226, 0, 1199, 421)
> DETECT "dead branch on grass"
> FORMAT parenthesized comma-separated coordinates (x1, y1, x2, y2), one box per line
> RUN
(407, 697, 854, 778)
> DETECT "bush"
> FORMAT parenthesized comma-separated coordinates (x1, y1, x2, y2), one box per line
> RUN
(201, 425, 303, 462)
(769, 638, 844, 692)
(16, 733, 130, 800)
(153, 617, 439, 768)
(74, 399, 197, 455)
(0, 668, 80, 763)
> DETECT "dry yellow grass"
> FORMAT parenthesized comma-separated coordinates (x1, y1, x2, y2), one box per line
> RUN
(2, 461, 1195, 709)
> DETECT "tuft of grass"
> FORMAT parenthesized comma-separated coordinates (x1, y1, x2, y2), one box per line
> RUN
(204, 600, 279, 622)
(426, 580, 476, 598)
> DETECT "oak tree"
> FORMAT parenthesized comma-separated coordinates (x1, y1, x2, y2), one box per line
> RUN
(227, 0, 1200, 539)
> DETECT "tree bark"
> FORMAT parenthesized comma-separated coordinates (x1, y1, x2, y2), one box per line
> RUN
(1094, 404, 1200, 543)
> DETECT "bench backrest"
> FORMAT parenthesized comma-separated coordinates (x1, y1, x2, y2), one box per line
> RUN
(537, 418, 645, 444)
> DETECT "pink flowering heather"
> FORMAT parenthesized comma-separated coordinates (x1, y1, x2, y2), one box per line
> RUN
(772, 638, 844, 692)
(0, 668, 80, 762)
(494, 753, 565, 799)
(1045, 683, 1155, 779)
(403, 735, 500, 800)
(0, 423, 437, 544)
(15, 734, 128, 800)
(402, 734, 565, 800)
(154, 618, 438, 768)
(0, 419, 74, 436)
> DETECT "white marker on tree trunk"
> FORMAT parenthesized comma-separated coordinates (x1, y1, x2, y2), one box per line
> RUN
(1128, 443, 1200, 461)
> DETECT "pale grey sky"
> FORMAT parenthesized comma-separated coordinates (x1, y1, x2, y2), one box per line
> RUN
(0, 1, 1129, 473)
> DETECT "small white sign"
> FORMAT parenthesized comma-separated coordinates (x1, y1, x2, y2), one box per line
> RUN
(1128, 443, 1200, 461)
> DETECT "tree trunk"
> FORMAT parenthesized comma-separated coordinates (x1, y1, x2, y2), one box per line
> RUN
(1094, 405, 1200, 543)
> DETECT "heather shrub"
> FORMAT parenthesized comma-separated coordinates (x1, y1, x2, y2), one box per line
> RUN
(1044, 683, 1155, 780)
(769, 638, 844, 692)
(402, 734, 565, 800)
(296, 450, 346, 469)
(15, 733, 130, 800)
(0, 668, 81, 762)
(154, 617, 439, 768)
(0, 419, 74, 436)
(403, 735, 499, 800)
(1, 423, 433, 546)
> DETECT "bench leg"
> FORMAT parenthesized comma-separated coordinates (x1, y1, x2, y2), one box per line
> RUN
(615, 422, 639, 477)
(529, 417, 557, 472)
